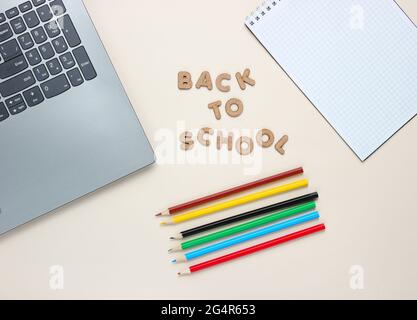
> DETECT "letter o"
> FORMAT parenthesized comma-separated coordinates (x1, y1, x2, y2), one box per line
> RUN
(225, 98, 244, 118)
(236, 136, 254, 156)
(256, 129, 275, 148)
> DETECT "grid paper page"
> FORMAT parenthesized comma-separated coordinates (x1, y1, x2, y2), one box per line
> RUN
(246, 0, 417, 160)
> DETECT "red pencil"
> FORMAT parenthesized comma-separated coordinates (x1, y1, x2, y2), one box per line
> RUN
(156, 167, 304, 216)
(178, 223, 325, 275)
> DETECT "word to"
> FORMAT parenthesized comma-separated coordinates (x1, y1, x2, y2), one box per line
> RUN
(208, 98, 244, 120)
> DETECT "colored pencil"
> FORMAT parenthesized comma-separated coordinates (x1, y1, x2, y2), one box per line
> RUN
(156, 167, 303, 216)
(168, 201, 316, 252)
(170, 192, 319, 240)
(161, 179, 309, 225)
(172, 211, 320, 263)
(178, 224, 325, 275)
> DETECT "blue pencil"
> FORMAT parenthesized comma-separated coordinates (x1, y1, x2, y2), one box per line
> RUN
(171, 211, 320, 263)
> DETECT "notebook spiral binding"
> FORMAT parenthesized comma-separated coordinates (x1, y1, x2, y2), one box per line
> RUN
(245, 0, 280, 26)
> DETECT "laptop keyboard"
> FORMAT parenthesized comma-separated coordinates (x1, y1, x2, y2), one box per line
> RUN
(0, 0, 97, 122)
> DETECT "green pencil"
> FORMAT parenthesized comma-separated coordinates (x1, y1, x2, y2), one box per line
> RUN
(168, 201, 316, 252)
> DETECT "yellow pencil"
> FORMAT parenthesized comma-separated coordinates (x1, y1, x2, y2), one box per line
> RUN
(160, 179, 309, 225)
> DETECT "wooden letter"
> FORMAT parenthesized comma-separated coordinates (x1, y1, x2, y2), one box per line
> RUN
(275, 135, 289, 155)
(256, 129, 275, 148)
(178, 71, 193, 90)
(179, 131, 194, 151)
(208, 100, 222, 120)
(197, 127, 214, 146)
(215, 73, 231, 92)
(225, 98, 244, 118)
(235, 68, 256, 90)
(236, 136, 254, 155)
(217, 132, 233, 151)
(196, 71, 213, 90)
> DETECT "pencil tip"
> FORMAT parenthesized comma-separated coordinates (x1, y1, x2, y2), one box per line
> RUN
(168, 245, 181, 253)
(171, 259, 176, 264)
(177, 269, 191, 276)
(157, 209, 170, 216)
(160, 220, 173, 226)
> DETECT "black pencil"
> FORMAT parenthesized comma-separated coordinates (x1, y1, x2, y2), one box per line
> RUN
(170, 192, 319, 240)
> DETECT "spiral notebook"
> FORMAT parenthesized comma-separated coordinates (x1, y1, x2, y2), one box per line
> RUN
(246, 0, 417, 160)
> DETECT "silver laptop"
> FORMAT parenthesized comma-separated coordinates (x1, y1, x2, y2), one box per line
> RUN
(0, 0, 155, 235)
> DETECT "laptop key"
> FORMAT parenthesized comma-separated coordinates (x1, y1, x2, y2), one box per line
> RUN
(58, 15, 81, 48)
(23, 86, 44, 107)
(32, 0, 46, 7)
(10, 17, 27, 34)
(36, 4, 53, 22)
(45, 20, 60, 38)
(23, 11, 40, 28)
(0, 55, 28, 79)
(8, 102, 27, 115)
(18, 33, 34, 50)
(38, 42, 55, 60)
(31, 26, 47, 44)
(5, 8, 19, 19)
(33, 64, 49, 81)
(6, 94, 24, 108)
(26, 48, 41, 66)
(39, 42, 54, 59)
(50, 0, 66, 16)
(0, 70, 36, 97)
(52, 36, 67, 54)
(0, 39, 22, 61)
(73, 46, 97, 80)
(0, 102, 9, 122)
(60, 52, 75, 69)
(0, 13, 5, 24)
(19, 2, 33, 13)
(6, 94, 27, 115)
(46, 58, 62, 75)
(67, 67, 84, 87)
(40, 74, 70, 98)
(0, 23, 13, 43)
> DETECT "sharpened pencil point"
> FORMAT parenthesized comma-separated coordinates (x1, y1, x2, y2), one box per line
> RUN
(171, 259, 176, 264)
(177, 269, 191, 276)
(173, 255, 186, 263)
(159, 209, 170, 216)
(170, 233, 183, 240)
(155, 212, 162, 217)
(168, 245, 182, 253)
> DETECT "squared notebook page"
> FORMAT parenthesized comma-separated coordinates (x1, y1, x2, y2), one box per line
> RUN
(246, 0, 417, 160)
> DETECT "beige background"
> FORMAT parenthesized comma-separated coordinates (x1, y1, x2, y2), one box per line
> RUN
(1, 0, 417, 299)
